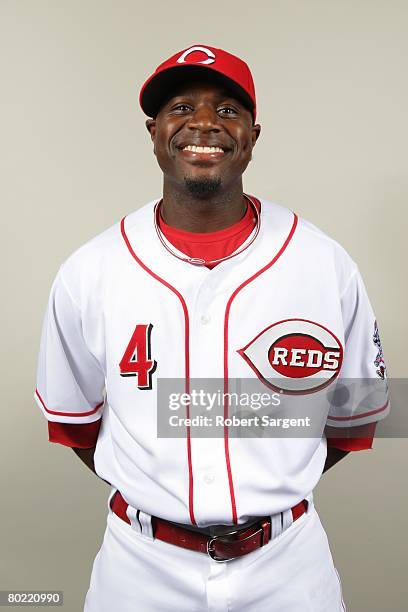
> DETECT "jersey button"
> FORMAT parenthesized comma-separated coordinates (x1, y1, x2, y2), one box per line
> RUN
(200, 314, 211, 325)
(203, 472, 215, 484)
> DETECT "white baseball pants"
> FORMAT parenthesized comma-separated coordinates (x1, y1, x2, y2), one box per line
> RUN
(84, 494, 346, 611)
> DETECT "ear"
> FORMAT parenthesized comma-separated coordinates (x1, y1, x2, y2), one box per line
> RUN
(146, 119, 156, 141)
(251, 124, 261, 148)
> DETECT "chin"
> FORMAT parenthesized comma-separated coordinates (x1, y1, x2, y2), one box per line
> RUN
(183, 175, 222, 199)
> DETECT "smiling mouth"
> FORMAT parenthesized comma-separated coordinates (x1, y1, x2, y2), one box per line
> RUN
(176, 144, 230, 162)
(182, 145, 225, 154)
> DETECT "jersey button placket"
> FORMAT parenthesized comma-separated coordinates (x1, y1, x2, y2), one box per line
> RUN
(188, 278, 232, 524)
(203, 471, 215, 484)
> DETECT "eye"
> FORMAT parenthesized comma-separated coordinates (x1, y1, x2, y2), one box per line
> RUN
(218, 106, 238, 116)
(171, 103, 192, 113)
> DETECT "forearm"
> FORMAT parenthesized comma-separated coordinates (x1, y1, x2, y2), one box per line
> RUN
(70, 447, 111, 488)
(323, 447, 349, 473)
(72, 446, 112, 485)
(72, 446, 97, 475)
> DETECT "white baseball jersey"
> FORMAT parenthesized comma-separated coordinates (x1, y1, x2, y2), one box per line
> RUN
(35, 197, 389, 527)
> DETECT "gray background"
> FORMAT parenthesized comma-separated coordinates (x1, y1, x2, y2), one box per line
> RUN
(1, 1, 407, 610)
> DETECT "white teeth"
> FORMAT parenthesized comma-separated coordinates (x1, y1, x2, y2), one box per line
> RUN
(183, 145, 224, 153)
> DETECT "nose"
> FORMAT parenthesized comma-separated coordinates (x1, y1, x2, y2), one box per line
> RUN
(186, 104, 221, 133)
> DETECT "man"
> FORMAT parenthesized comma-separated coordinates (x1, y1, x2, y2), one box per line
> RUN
(35, 45, 389, 611)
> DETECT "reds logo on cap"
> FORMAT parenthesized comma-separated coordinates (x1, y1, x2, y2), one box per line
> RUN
(176, 46, 216, 65)
(238, 319, 344, 394)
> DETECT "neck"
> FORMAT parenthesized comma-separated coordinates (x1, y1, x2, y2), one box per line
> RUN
(160, 178, 247, 233)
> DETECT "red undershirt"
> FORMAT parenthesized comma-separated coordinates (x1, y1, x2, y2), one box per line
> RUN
(48, 198, 375, 451)
(158, 197, 258, 268)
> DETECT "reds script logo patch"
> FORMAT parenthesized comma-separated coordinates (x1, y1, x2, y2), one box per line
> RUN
(238, 319, 343, 394)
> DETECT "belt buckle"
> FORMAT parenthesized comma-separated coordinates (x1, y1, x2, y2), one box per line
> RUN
(207, 524, 266, 562)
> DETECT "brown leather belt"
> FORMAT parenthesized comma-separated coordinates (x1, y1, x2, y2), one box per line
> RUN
(110, 490, 308, 562)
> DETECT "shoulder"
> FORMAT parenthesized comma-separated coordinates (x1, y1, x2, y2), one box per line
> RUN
(297, 213, 358, 287)
(59, 199, 158, 291)
(259, 197, 359, 289)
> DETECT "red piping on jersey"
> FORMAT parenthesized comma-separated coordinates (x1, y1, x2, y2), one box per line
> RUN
(328, 400, 389, 421)
(120, 216, 196, 526)
(223, 210, 299, 525)
(35, 388, 104, 417)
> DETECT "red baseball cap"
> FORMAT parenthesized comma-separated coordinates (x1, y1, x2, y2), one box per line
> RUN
(139, 44, 257, 122)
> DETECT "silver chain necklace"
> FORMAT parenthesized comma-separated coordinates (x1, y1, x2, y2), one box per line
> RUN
(154, 194, 261, 267)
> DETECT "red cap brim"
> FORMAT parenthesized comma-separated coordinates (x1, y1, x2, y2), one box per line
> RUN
(139, 64, 256, 122)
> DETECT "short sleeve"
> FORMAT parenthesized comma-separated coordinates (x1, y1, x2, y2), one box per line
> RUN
(34, 267, 105, 446)
(326, 268, 390, 429)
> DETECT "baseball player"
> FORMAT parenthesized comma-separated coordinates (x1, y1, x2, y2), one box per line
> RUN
(34, 44, 390, 611)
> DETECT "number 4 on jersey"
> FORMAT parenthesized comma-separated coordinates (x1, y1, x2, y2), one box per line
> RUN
(119, 324, 157, 390)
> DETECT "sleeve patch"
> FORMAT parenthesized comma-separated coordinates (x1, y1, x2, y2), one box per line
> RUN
(373, 320, 387, 379)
